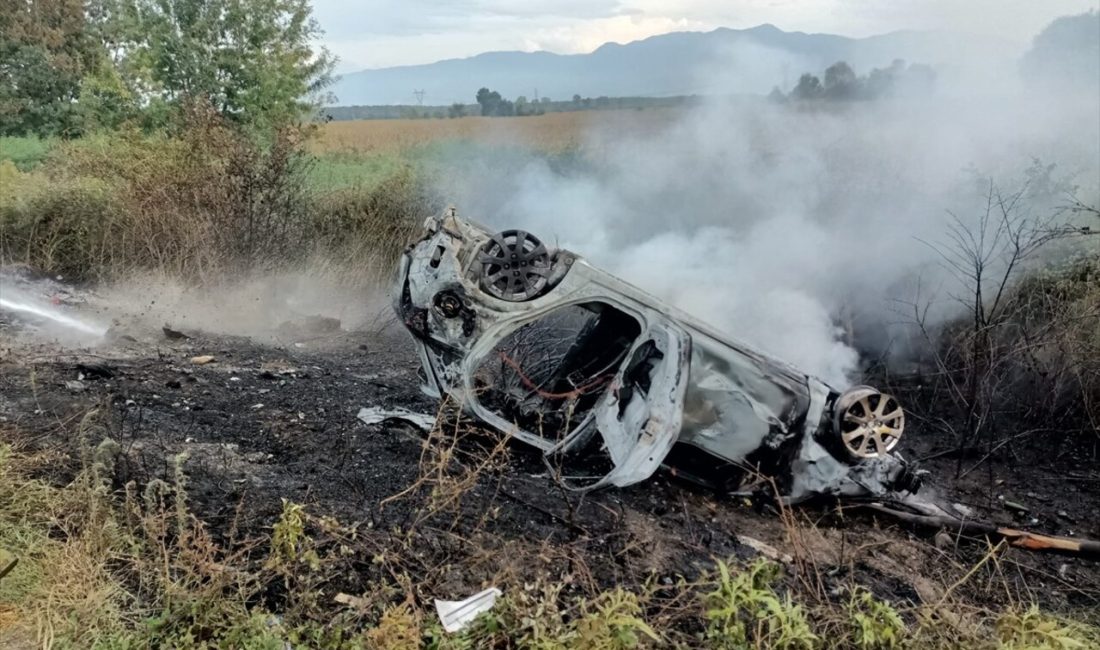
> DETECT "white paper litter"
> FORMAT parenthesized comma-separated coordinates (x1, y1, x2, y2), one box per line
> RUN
(434, 587, 502, 633)
(356, 406, 435, 431)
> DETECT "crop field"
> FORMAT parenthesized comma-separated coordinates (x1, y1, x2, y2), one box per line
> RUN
(313, 109, 682, 154)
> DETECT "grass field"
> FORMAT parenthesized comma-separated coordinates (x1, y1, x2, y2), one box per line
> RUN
(1, 109, 676, 195)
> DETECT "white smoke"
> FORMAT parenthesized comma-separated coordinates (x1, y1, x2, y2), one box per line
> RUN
(433, 43, 1099, 387)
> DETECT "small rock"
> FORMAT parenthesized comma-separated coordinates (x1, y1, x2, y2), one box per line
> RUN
(163, 325, 190, 340)
(64, 380, 85, 392)
(935, 530, 954, 550)
(190, 355, 216, 365)
(1003, 501, 1029, 514)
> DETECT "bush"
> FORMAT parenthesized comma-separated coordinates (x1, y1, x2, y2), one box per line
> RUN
(0, 164, 120, 279)
(0, 136, 57, 171)
(1, 108, 438, 284)
(311, 165, 440, 280)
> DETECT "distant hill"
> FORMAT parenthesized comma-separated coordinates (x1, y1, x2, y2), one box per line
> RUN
(1021, 12, 1100, 89)
(330, 23, 1014, 106)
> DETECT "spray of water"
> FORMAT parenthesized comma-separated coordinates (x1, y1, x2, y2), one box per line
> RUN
(0, 297, 108, 338)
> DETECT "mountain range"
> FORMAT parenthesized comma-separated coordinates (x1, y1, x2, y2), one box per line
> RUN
(329, 23, 1015, 106)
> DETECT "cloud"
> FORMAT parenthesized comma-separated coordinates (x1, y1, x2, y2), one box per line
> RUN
(312, 0, 1099, 71)
(521, 14, 711, 54)
(312, 0, 624, 39)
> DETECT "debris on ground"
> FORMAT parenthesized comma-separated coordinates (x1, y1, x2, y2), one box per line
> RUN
(435, 587, 503, 633)
(357, 406, 436, 431)
(163, 325, 191, 340)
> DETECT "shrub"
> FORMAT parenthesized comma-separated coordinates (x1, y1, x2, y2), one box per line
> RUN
(311, 164, 440, 281)
(845, 587, 906, 650)
(703, 558, 818, 650)
(1, 113, 439, 284)
(0, 166, 120, 279)
(0, 135, 56, 171)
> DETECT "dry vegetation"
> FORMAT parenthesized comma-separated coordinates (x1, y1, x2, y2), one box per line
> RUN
(0, 107, 434, 286)
(2, 407, 1098, 650)
(313, 110, 681, 154)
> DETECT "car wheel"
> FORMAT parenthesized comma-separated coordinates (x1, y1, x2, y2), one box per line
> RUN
(832, 385, 905, 460)
(478, 230, 552, 301)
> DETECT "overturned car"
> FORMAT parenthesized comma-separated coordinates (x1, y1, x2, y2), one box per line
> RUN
(393, 209, 921, 501)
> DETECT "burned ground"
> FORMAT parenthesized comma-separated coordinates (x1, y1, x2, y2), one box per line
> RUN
(2, 314, 1098, 628)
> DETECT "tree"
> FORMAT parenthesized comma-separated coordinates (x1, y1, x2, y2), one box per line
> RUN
(117, 0, 335, 129)
(790, 73, 823, 101)
(475, 87, 513, 116)
(476, 87, 502, 115)
(514, 95, 528, 115)
(447, 102, 466, 118)
(823, 61, 858, 100)
(0, 0, 103, 135)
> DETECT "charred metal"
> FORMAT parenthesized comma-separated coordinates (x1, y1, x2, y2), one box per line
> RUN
(393, 209, 921, 502)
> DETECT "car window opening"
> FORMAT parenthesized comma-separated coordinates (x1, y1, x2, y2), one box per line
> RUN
(474, 303, 642, 440)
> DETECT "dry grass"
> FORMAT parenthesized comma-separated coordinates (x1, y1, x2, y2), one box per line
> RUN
(313, 109, 682, 155)
(2, 418, 1100, 649)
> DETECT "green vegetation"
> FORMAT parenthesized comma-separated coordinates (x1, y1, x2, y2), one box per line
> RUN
(2, 437, 1098, 649)
(0, 121, 435, 284)
(0, 135, 57, 170)
(1, 0, 333, 137)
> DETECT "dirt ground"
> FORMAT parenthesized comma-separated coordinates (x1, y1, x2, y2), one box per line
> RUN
(2, 284, 1098, 619)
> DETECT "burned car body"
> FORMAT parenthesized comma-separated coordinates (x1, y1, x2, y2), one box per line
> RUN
(393, 209, 920, 501)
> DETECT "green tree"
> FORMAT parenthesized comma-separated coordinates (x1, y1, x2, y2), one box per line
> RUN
(0, 0, 102, 135)
(118, 0, 335, 129)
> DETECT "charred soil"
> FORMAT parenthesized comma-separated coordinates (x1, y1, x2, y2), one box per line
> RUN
(2, 318, 1099, 634)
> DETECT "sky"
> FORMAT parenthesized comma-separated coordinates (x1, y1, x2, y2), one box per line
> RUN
(312, 0, 1099, 72)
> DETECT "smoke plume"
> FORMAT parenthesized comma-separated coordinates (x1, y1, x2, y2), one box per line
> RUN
(435, 34, 1099, 387)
